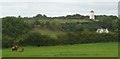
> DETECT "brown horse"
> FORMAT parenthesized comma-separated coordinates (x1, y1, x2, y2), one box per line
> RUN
(19, 48, 24, 52)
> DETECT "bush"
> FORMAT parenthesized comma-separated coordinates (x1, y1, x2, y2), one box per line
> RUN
(2, 17, 32, 48)
(2, 36, 14, 48)
(21, 32, 59, 46)
(66, 31, 118, 44)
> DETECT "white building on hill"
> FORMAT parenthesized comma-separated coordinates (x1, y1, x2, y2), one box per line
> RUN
(96, 28, 109, 33)
(89, 10, 95, 20)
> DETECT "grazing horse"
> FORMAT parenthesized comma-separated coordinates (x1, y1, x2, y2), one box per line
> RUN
(19, 48, 24, 52)
(11, 45, 19, 51)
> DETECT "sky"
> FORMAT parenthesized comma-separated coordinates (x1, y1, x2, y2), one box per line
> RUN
(0, 0, 119, 17)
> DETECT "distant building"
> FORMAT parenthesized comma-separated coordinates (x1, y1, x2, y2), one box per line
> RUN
(118, 1, 120, 19)
(89, 10, 95, 20)
(96, 28, 109, 33)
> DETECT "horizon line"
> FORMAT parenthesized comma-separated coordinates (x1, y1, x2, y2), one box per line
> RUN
(0, 14, 118, 18)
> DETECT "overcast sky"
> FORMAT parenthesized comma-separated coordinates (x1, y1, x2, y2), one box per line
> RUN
(0, 0, 119, 17)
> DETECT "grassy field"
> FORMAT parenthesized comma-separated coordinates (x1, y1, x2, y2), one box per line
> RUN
(2, 42, 118, 57)
(0, 49, 1, 58)
(31, 28, 66, 39)
(25, 19, 92, 24)
(32, 28, 65, 35)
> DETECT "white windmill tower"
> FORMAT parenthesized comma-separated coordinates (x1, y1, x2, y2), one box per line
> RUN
(89, 10, 95, 20)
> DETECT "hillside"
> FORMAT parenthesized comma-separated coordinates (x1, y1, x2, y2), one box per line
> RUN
(2, 15, 118, 47)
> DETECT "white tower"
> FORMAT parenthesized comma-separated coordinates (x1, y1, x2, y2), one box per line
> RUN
(89, 10, 95, 20)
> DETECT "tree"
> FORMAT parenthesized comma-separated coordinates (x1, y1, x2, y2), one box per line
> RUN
(2, 17, 31, 45)
(34, 14, 47, 19)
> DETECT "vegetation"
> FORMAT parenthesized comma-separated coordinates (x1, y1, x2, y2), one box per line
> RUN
(2, 14, 118, 47)
(2, 17, 31, 48)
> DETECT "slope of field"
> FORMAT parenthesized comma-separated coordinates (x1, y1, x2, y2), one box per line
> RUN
(31, 28, 66, 39)
(32, 28, 66, 35)
(2, 42, 118, 57)
(25, 19, 93, 24)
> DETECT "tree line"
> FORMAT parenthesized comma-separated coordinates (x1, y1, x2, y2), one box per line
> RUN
(23, 14, 118, 20)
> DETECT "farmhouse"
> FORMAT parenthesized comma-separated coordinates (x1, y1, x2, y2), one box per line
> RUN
(96, 28, 109, 33)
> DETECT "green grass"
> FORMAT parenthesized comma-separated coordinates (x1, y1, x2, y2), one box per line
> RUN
(25, 19, 92, 24)
(32, 28, 65, 35)
(0, 49, 2, 58)
(2, 42, 118, 57)
(31, 28, 66, 39)
(38, 19, 92, 23)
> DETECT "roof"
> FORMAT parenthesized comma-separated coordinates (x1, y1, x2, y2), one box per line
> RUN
(90, 10, 94, 13)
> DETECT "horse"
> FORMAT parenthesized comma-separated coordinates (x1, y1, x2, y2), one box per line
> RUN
(19, 48, 24, 52)
(11, 45, 19, 51)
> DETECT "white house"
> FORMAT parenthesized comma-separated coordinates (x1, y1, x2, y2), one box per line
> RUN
(96, 28, 109, 33)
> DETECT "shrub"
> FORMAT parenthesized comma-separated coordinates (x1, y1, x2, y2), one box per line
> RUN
(2, 36, 14, 48)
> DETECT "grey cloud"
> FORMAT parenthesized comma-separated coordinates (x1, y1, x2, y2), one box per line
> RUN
(0, 1, 118, 17)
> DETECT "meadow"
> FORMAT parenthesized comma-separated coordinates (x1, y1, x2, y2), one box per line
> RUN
(0, 49, 1, 58)
(25, 19, 92, 24)
(2, 42, 118, 57)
